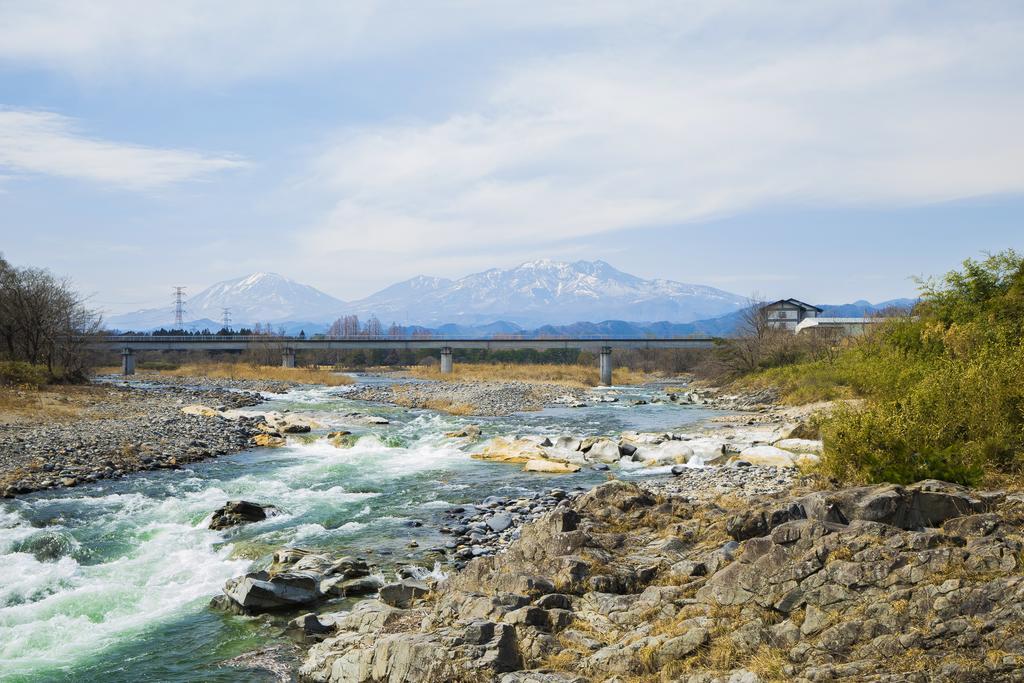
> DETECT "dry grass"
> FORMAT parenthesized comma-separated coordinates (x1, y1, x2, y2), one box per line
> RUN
(542, 650, 578, 670)
(147, 362, 354, 386)
(406, 362, 650, 388)
(744, 645, 789, 680)
(0, 385, 129, 425)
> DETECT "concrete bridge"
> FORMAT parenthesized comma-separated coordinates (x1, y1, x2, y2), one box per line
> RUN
(95, 335, 718, 386)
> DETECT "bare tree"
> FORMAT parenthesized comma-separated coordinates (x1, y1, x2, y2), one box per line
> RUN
(715, 295, 769, 373)
(364, 314, 383, 338)
(0, 254, 101, 380)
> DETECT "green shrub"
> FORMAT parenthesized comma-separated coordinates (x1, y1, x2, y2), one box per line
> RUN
(814, 252, 1024, 486)
(738, 250, 1024, 486)
(0, 361, 51, 388)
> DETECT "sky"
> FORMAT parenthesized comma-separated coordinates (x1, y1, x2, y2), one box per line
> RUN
(0, 0, 1022, 316)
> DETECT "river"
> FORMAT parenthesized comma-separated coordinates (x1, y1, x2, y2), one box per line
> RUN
(0, 379, 725, 681)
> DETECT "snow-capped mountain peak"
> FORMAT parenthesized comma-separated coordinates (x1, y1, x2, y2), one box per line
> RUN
(344, 260, 746, 327)
(107, 272, 345, 329)
(105, 260, 747, 331)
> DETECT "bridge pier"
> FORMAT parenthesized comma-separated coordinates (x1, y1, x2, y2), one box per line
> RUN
(282, 348, 296, 368)
(121, 348, 136, 376)
(599, 347, 613, 386)
(440, 347, 453, 374)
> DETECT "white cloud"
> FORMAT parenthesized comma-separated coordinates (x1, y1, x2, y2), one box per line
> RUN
(300, 13, 1024, 262)
(0, 0, 690, 83)
(0, 109, 246, 189)
(2, 1, 1023, 289)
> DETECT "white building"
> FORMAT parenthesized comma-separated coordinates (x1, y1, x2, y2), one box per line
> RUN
(762, 299, 823, 331)
(795, 317, 883, 336)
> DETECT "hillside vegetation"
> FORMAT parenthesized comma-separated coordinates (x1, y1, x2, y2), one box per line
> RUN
(737, 250, 1024, 486)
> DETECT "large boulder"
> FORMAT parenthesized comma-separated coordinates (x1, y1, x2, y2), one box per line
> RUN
(223, 571, 321, 611)
(209, 500, 278, 530)
(584, 439, 621, 463)
(252, 434, 286, 447)
(475, 438, 548, 463)
(321, 574, 384, 598)
(798, 480, 991, 530)
(523, 460, 581, 474)
(634, 441, 694, 465)
(726, 480, 997, 541)
(773, 438, 823, 454)
(220, 548, 373, 614)
(552, 436, 582, 451)
(732, 445, 796, 468)
(619, 431, 672, 446)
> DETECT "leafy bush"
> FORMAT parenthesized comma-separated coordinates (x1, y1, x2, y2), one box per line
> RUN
(0, 361, 50, 387)
(811, 251, 1024, 486)
(820, 341, 1024, 485)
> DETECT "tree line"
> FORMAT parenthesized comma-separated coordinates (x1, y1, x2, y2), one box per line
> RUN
(0, 254, 101, 381)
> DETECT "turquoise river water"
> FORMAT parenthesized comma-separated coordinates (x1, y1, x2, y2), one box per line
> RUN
(0, 378, 724, 681)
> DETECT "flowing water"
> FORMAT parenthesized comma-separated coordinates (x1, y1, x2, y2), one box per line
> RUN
(0, 379, 726, 682)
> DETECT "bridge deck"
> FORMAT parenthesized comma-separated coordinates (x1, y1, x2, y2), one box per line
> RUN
(94, 336, 718, 352)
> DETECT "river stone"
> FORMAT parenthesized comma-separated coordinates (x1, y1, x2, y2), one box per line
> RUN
(636, 441, 694, 465)
(488, 513, 514, 533)
(445, 424, 482, 439)
(586, 439, 622, 463)
(209, 500, 277, 530)
(252, 434, 286, 447)
(281, 423, 311, 433)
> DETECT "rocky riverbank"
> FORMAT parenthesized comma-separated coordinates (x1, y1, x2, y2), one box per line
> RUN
(0, 382, 267, 498)
(286, 476, 1024, 682)
(345, 380, 590, 416)
(98, 371, 298, 394)
(344, 376, 780, 417)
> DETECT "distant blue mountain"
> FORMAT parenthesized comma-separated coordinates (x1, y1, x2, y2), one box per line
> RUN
(111, 299, 917, 339)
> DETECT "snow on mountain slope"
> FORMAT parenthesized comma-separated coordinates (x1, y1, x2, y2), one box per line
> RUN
(345, 259, 747, 326)
(105, 261, 747, 330)
(107, 272, 345, 329)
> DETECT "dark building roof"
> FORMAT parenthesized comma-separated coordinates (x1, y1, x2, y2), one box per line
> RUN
(762, 298, 824, 313)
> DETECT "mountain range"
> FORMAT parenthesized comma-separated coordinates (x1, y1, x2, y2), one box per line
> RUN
(106, 260, 748, 330)
(104, 260, 915, 336)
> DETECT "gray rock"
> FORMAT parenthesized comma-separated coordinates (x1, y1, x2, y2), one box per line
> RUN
(209, 500, 277, 530)
(379, 579, 430, 608)
(287, 612, 334, 643)
(586, 439, 622, 463)
(223, 571, 321, 612)
(488, 513, 514, 533)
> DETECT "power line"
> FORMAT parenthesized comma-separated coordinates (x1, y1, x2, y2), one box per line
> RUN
(173, 287, 187, 327)
(222, 307, 232, 330)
